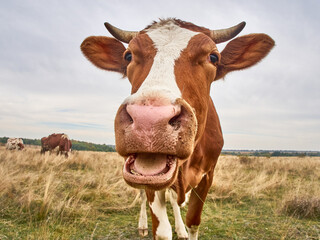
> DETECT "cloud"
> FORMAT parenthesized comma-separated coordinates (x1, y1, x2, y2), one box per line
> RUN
(0, 0, 319, 150)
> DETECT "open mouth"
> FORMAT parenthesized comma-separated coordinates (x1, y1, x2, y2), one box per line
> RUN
(123, 153, 178, 189)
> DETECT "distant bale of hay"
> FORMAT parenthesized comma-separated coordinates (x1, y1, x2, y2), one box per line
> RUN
(280, 196, 320, 219)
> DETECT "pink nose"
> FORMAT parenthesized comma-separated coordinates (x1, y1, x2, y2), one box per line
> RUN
(126, 104, 181, 129)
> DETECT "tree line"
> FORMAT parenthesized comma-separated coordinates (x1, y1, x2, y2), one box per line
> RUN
(1, 137, 318, 156)
(222, 150, 320, 157)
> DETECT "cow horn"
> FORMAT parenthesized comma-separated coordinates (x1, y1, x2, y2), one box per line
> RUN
(210, 21, 246, 44)
(104, 22, 138, 43)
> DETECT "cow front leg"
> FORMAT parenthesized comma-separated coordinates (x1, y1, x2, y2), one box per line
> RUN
(146, 189, 172, 240)
(169, 189, 188, 240)
(186, 170, 214, 240)
(138, 189, 148, 237)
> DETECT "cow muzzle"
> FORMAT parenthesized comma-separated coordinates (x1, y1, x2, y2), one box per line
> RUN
(114, 99, 197, 190)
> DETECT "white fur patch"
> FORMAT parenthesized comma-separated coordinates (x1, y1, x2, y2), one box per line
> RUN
(127, 21, 198, 104)
(149, 190, 172, 239)
(139, 190, 148, 231)
(188, 225, 199, 240)
(181, 189, 191, 208)
(169, 190, 188, 238)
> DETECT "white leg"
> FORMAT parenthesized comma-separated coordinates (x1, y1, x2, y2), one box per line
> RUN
(187, 225, 199, 240)
(138, 189, 148, 237)
(169, 190, 188, 239)
(149, 190, 172, 240)
(180, 190, 191, 208)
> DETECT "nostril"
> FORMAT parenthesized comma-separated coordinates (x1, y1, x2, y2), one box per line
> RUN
(169, 106, 183, 130)
(169, 114, 181, 130)
(128, 115, 133, 124)
(126, 108, 134, 124)
(121, 104, 134, 125)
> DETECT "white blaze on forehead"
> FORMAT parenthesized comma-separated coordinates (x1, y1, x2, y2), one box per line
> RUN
(126, 21, 199, 104)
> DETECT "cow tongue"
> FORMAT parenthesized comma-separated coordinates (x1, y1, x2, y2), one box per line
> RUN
(133, 153, 167, 176)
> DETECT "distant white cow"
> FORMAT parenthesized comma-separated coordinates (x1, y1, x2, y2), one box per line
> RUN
(6, 138, 25, 150)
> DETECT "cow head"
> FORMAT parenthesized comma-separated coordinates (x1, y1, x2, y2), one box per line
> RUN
(17, 143, 24, 150)
(81, 19, 274, 190)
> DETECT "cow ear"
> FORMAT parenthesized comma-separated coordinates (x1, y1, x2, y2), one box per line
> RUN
(215, 34, 275, 80)
(81, 36, 126, 74)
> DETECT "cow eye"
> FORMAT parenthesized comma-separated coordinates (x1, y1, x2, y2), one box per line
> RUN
(124, 52, 132, 62)
(209, 54, 219, 64)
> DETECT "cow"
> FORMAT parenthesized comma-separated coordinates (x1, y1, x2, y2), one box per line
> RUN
(81, 18, 274, 239)
(41, 133, 72, 157)
(6, 138, 25, 150)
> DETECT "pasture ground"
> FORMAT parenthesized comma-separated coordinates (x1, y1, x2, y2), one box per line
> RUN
(0, 147, 319, 239)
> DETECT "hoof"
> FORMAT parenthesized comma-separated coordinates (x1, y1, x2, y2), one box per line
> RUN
(176, 229, 188, 239)
(139, 228, 148, 237)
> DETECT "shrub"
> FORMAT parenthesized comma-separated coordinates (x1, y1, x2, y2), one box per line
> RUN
(279, 196, 320, 219)
(238, 155, 252, 165)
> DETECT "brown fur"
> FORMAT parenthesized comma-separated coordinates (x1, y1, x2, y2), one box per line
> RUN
(145, 190, 158, 236)
(81, 36, 127, 75)
(216, 33, 275, 79)
(144, 18, 212, 38)
(41, 133, 72, 157)
(81, 18, 274, 238)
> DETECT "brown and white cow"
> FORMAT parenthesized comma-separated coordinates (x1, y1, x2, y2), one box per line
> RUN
(41, 133, 72, 157)
(6, 138, 25, 150)
(81, 18, 274, 239)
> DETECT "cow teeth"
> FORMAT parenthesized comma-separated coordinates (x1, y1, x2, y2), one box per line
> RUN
(167, 156, 175, 166)
(130, 169, 142, 176)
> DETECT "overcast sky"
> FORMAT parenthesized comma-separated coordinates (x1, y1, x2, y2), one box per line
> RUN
(1, 0, 319, 151)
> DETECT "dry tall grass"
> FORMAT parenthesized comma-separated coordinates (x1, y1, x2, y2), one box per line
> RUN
(0, 147, 319, 238)
(0, 146, 138, 224)
(210, 155, 320, 218)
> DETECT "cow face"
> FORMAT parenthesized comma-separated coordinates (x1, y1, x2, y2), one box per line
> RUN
(81, 19, 274, 190)
(6, 138, 24, 150)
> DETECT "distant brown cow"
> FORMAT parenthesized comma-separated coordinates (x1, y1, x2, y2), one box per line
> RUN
(41, 133, 72, 157)
(6, 138, 25, 150)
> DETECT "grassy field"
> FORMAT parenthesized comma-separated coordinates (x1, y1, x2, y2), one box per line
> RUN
(0, 146, 319, 239)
